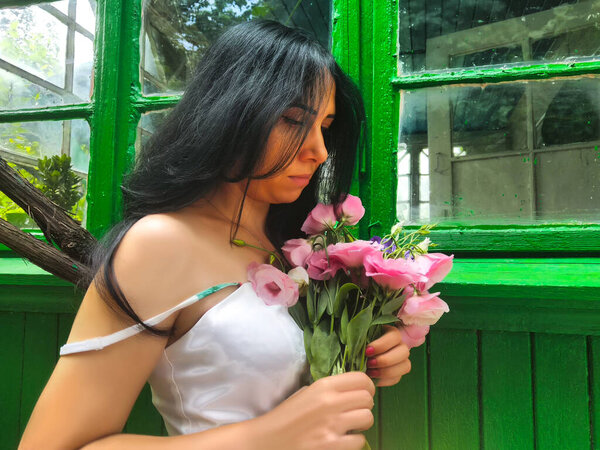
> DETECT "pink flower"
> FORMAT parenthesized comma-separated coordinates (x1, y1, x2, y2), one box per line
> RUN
(301, 203, 337, 235)
(327, 240, 382, 269)
(397, 291, 449, 326)
(306, 250, 344, 280)
(334, 194, 365, 226)
(247, 262, 299, 307)
(399, 324, 430, 349)
(363, 252, 425, 291)
(414, 253, 454, 291)
(282, 238, 313, 267)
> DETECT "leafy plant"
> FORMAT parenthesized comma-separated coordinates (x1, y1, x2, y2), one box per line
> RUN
(35, 154, 84, 213)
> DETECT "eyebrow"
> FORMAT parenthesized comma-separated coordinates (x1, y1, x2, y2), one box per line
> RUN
(289, 103, 336, 119)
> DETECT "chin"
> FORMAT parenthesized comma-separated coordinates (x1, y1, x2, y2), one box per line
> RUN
(270, 190, 304, 205)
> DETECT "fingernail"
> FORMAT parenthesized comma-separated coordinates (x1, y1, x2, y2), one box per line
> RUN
(367, 358, 377, 368)
(365, 346, 375, 356)
(367, 369, 380, 378)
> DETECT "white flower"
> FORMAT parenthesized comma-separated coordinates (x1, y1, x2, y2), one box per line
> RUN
(391, 222, 403, 236)
(416, 237, 431, 253)
(288, 266, 309, 296)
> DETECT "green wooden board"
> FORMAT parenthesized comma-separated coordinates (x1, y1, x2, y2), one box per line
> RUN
(57, 314, 75, 359)
(0, 285, 81, 314)
(19, 312, 58, 436)
(124, 383, 165, 436)
(590, 336, 599, 450)
(533, 333, 590, 449)
(380, 342, 428, 450)
(429, 329, 479, 450)
(0, 312, 25, 449)
(438, 295, 600, 336)
(480, 331, 534, 449)
(365, 389, 380, 450)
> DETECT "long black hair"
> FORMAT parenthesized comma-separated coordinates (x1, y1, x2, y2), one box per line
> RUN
(86, 20, 367, 335)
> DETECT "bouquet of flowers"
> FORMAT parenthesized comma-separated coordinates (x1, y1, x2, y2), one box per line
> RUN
(245, 194, 453, 382)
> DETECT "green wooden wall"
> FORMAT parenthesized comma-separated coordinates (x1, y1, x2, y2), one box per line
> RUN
(3, 257, 600, 449)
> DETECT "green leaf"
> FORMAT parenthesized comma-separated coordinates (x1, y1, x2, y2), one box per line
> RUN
(324, 278, 337, 315)
(346, 304, 373, 362)
(340, 305, 349, 345)
(333, 282, 359, 317)
(315, 285, 329, 324)
(381, 294, 406, 315)
(309, 321, 341, 381)
(371, 314, 401, 326)
(303, 327, 313, 365)
(288, 300, 308, 330)
(307, 283, 315, 324)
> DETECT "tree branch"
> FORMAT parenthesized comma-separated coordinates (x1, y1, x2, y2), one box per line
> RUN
(0, 155, 97, 264)
(0, 217, 92, 288)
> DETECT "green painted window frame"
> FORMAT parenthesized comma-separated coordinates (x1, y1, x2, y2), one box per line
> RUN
(332, 0, 600, 255)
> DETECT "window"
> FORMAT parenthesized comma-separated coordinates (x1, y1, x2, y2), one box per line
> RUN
(392, 0, 600, 252)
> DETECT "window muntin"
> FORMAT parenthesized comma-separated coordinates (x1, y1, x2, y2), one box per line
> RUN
(0, 1, 96, 110)
(397, 77, 600, 224)
(140, 0, 332, 95)
(399, 0, 600, 74)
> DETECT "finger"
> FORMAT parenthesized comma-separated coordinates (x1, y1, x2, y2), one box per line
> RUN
(336, 433, 366, 450)
(320, 371, 376, 396)
(366, 325, 403, 356)
(334, 389, 375, 412)
(367, 342, 409, 369)
(337, 409, 374, 433)
(368, 359, 412, 386)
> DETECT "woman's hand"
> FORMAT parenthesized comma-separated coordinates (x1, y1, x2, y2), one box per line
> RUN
(251, 371, 375, 450)
(365, 325, 411, 387)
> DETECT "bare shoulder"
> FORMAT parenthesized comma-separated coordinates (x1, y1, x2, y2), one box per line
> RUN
(111, 212, 216, 317)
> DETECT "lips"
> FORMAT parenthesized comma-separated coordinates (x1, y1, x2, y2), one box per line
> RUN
(289, 174, 312, 187)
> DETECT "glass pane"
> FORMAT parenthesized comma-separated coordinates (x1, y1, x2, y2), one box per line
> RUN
(399, 0, 600, 73)
(136, 109, 172, 152)
(0, 120, 89, 229)
(397, 77, 600, 224)
(0, 1, 96, 110)
(141, 0, 332, 95)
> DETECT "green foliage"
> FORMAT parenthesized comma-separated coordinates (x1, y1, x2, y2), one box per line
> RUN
(35, 154, 83, 213)
(0, 157, 85, 228)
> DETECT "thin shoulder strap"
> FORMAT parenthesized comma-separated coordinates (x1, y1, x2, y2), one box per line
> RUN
(60, 282, 241, 356)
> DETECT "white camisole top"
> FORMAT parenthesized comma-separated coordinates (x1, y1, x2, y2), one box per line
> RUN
(60, 281, 308, 435)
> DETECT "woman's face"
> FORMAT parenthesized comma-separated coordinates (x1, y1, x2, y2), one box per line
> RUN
(244, 83, 336, 205)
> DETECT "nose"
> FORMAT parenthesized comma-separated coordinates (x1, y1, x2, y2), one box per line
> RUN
(300, 125, 328, 165)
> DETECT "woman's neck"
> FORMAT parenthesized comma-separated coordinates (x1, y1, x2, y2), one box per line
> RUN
(203, 181, 270, 238)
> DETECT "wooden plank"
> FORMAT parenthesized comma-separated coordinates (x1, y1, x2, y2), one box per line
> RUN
(381, 341, 428, 449)
(57, 313, 75, 359)
(0, 312, 25, 449)
(438, 295, 600, 336)
(590, 336, 599, 449)
(480, 331, 534, 449)
(19, 312, 58, 435)
(533, 333, 590, 449)
(429, 328, 479, 450)
(124, 383, 164, 436)
(365, 389, 380, 450)
(0, 284, 81, 314)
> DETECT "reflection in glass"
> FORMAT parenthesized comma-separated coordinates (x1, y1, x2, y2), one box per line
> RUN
(397, 77, 600, 224)
(141, 0, 332, 95)
(0, 120, 89, 228)
(0, 0, 95, 110)
(399, 0, 600, 73)
(136, 109, 172, 152)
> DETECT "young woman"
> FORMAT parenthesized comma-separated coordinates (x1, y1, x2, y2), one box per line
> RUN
(20, 20, 411, 449)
